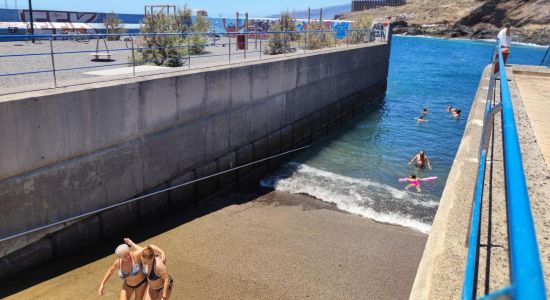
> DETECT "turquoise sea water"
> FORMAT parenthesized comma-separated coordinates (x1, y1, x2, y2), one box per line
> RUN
(262, 36, 548, 233)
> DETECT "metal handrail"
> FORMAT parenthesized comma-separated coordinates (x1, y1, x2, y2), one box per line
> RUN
(0, 145, 310, 243)
(541, 45, 550, 66)
(462, 39, 546, 299)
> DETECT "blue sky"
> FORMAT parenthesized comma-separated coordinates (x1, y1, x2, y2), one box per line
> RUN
(6, 0, 349, 17)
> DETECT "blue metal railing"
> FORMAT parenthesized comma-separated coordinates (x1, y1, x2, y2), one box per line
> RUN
(541, 45, 550, 66)
(462, 39, 547, 299)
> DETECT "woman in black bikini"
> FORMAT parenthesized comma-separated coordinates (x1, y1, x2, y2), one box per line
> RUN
(99, 239, 165, 300)
(141, 246, 173, 300)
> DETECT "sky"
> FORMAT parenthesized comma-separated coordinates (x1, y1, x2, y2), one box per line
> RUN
(4, 0, 350, 17)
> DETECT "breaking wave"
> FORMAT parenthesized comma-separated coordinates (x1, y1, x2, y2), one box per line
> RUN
(261, 162, 434, 234)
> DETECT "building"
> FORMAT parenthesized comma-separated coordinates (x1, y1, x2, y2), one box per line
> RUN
(351, 0, 406, 12)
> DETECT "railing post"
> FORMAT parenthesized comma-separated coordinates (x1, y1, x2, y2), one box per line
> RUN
(304, 30, 307, 54)
(259, 33, 262, 60)
(244, 32, 247, 59)
(130, 36, 136, 77)
(228, 34, 231, 65)
(283, 30, 287, 56)
(187, 34, 191, 70)
(48, 35, 57, 88)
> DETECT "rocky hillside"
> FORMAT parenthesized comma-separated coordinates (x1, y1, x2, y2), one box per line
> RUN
(341, 0, 550, 45)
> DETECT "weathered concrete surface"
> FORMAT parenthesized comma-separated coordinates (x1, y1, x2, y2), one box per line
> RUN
(410, 65, 550, 299)
(2, 191, 427, 300)
(0, 43, 390, 269)
(514, 68, 550, 170)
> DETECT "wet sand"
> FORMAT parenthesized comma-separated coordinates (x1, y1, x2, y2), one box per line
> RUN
(1, 190, 427, 300)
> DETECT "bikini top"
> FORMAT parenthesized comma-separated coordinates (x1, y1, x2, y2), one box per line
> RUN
(118, 254, 142, 279)
(143, 258, 161, 281)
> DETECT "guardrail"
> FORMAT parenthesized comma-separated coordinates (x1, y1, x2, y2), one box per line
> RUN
(0, 29, 384, 96)
(462, 39, 547, 299)
(541, 45, 550, 66)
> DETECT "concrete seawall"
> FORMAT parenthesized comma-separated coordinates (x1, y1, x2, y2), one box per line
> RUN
(0, 43, 390, 276)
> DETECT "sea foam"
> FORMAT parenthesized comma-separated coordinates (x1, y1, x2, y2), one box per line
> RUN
(261, 162, 433, 234)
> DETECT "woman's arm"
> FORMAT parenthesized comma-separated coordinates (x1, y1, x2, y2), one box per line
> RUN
(124, 238, 143, 251)
(149, 244, 166, 263)
(408, 155, 416, 165)
(157, 260, 171, 299)
(124, 238, 166, 263)
(98, 260, 118, 296)
(426, 158, 432, 170)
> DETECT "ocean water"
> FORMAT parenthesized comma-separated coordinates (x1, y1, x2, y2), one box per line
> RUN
(261, 36, 549, 233)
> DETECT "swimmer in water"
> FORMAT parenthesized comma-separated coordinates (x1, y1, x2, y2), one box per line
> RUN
(422, 107, 429, 115)
(417, 115, 428, 123)
(408, 150, 432, 170)
(405, 174, 421, 192)
(452, 109, 462, 118)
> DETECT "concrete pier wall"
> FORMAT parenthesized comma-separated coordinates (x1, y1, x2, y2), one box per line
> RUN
(0, 44, 390, 276)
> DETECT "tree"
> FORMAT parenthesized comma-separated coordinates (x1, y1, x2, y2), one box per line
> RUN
(190, 13, 210, 55)
(139, 12, 188, 67)
(264, 11, 300, 55)
(103, 12, 126, 40)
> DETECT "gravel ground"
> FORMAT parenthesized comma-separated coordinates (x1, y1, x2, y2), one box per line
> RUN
(0, 36, 371, 95)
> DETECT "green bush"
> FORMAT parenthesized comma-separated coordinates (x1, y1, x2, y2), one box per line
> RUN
(348, 15, 372, 44)
(103, 12, 126, 40)
(139, 13, 188, 67)
(305, 22, 335, 50)
(264, 11, 300, 55)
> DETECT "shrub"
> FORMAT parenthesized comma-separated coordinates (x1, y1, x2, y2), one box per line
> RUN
(190, 13, 210, 55)
(348, 15, 372, 44)
(103, 12, 126, 40)
(139, 12, 187, 67)
(305, 21, 335, 50)
(264, 11, 300, 55)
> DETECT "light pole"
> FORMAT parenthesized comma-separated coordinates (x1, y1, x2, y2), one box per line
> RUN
(28, 0, 35, 43)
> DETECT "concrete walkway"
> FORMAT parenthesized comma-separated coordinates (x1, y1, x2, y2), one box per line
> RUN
(410, 65, 550, 299)
(514, 68, 550, 170)
(2, 191, 427, 300)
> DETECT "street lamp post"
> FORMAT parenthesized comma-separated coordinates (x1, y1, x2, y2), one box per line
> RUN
(28, 0, 35, 43)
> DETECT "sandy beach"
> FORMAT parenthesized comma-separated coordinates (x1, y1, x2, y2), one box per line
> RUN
(1, 189, 427, 300)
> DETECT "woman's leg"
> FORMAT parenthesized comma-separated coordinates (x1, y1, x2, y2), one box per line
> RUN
(134, 282, 148, 300)
(164, 285, 173, 300)
(143, 286, 153, 300)
(145, 287, 161, 300)
(120, 284, 134, 300)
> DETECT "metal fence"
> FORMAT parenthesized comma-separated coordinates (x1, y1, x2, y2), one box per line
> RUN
(462, 39, 547, 300)
(0, 29, 384, 96)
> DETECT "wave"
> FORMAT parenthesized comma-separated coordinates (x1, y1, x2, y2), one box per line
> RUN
(260, 162, 434, 234)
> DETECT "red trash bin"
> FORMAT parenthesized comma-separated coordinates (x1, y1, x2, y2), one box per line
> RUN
(237, 34, 246, 50)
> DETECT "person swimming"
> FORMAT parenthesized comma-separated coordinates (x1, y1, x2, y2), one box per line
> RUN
(452, 109, 462, 118)
(405, 174, 421, 192)
(417, 115, 428, 123)
(422, 107, 429, 115)
(408, 150, 432, 170)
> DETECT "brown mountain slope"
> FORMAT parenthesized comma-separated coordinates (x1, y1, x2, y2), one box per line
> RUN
(342, 0, 550, 44)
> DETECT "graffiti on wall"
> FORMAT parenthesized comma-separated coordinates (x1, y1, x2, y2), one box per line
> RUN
(0, 8, 352, 37)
